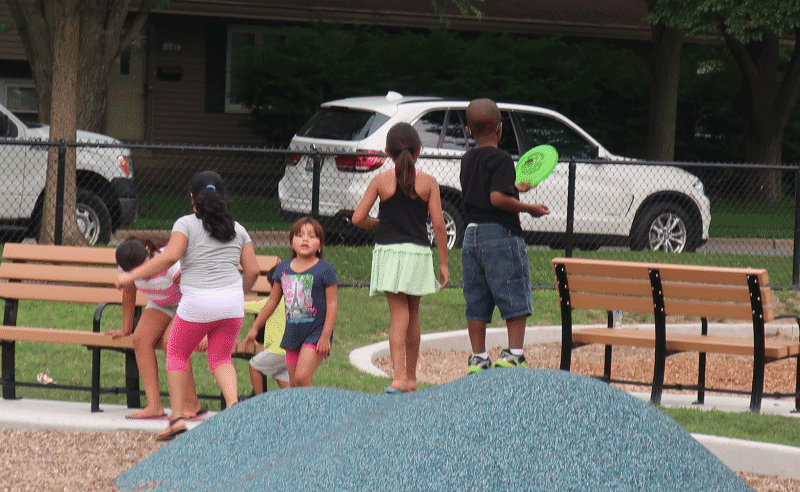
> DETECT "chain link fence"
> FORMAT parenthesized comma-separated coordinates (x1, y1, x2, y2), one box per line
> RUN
(2, 140, 798, 288)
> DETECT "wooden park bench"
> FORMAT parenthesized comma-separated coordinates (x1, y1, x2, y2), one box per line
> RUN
(0, 243, 279, 412)
(551, 257, 800, 413)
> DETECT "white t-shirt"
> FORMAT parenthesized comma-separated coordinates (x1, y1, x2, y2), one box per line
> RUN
(171, 214, 252, 322)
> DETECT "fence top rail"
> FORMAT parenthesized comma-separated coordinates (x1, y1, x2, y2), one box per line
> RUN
(2, 137, 800, 168)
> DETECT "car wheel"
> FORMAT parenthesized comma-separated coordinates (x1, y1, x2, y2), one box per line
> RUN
(76, 188, 112, 245)
(428, 199, 464, 249)
(630, 202, 697, 253)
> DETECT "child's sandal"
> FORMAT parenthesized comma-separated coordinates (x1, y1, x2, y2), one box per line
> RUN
(155, 417, 187, 441)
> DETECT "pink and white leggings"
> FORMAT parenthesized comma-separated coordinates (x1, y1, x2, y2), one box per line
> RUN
(166, 315, 243, 373)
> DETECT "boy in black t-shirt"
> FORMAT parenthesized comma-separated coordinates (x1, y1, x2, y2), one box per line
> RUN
(459, 98, 550, 373)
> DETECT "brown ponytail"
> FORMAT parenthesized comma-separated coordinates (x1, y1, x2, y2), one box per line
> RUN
(385, 123, 422, 199)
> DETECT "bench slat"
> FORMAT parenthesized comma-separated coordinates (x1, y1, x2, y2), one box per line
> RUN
(552, 257, 769, 286)
(3, 243, 117, 265)
(0, 263, 118, 284)
(558, 276, 652, 297)
(0, 326, 134, 348)
(568, 291, 767, 320)
(567, 292, 655, 314)
(563, 275, 768, 305)
(0, 283, 148, 306)
(666, 298, 774, 321)
(251, 276, 273, 295)
(573, 328, 800, 359)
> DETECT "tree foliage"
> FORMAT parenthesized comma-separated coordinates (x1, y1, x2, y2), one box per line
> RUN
(649, 0, 800, 42)
(648, 0, 800, 201)
(231, 25, 650, 153)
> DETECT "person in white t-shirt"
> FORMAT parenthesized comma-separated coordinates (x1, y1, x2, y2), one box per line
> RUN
(116, 171, 259, 441)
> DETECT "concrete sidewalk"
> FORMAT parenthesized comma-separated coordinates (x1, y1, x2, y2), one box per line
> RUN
(0, 396, 215, 433)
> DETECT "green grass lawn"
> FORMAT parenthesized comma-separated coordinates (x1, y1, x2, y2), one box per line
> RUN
(710, 196, 796, 239)
(131, 193, 288, 231)
(132, 192, 799, 240)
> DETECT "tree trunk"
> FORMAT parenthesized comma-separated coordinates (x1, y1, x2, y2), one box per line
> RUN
(5, 0, 55, 124)
(647, 21, 684, 161)
(7, 0, 160, 130)
(40, 0, 85, 246)
(743, 117, 784, 203)
(724, 30, 800, 203)
(76, 3, 117, 133)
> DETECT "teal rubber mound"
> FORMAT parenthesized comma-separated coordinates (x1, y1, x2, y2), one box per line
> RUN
(117, 369, 753, 492)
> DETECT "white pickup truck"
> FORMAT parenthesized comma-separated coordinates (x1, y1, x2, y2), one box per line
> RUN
(0, 103, 137, 245)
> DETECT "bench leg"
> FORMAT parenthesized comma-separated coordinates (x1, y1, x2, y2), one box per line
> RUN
(603, 345, 612, 382)
(649, 268, 666, 406)
(651, 344, 665, 405)
(747, 274, 765, 413)
(125, 350, 141, 409)
(1, 340, 17, 400)
(695, 352, 706, 405)
(695, 318, 708, 405)
(91, 347, 102, 413)
(750, 358, 765, 413)
(794, 355, 799, 414)
(555, 263, 574, 372)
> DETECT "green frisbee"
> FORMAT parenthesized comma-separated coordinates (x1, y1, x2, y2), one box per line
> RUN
(515, 144, 559, 186)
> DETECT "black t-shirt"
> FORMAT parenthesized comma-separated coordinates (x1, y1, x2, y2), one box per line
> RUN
(460, 146, 522, 235)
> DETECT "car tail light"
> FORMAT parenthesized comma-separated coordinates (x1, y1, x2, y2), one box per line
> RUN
(118, 156, 130, 177)
(335, 150, 386, 172)
(286, 153, 302, 166)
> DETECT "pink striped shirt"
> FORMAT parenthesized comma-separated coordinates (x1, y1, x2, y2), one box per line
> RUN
(120, 252, 182, 307)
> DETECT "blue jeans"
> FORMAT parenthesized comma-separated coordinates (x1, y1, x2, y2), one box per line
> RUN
(461, 223, 532, 322)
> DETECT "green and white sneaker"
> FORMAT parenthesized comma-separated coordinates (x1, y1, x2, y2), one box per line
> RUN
(467, 354, 492, 374)
(495, 349, 529, 368)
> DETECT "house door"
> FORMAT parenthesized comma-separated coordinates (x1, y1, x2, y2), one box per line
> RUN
(106, 32, 147, 141)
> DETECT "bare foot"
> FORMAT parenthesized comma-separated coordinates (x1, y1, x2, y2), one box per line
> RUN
(387, 380, 417, 393)
(125, 408, 166, 420)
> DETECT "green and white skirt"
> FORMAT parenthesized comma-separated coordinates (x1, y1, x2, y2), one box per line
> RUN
(370, 243, 440, 297)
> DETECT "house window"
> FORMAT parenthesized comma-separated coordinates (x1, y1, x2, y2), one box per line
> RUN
(0, 79, 38, 121)
(225, 25, 268, 113)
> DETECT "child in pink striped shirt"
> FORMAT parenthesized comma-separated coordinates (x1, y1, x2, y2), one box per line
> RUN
(107, 237, 205, 421)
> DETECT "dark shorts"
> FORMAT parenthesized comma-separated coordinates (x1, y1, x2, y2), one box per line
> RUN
(461, 223, 532, 322)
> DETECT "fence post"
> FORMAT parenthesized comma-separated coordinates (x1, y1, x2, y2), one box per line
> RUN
(311, 147, 321, 218)
(793, 166, 800, 287)
(54, 140, 66, 246)
(565, 159, 576, 258)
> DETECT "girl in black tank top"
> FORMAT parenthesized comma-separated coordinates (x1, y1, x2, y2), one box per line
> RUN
(351, 123, 450, 394)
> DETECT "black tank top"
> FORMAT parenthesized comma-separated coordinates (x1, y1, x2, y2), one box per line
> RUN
(374, 187, 430, 247)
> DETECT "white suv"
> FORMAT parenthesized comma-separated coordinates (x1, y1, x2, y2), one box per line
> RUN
(279, 92, 710, 252)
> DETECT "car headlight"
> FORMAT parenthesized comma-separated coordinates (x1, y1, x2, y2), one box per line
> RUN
(693, 180, 705, 195)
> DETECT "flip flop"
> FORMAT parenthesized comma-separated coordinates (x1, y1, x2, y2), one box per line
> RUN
(155, 417, 187, 442)
(384, 387, 403, 394)
(184, 408, 208, 421)
(125, 409, 167, 420)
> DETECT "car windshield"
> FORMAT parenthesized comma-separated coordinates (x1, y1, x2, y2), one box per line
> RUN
(296, 107, 390, 141)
